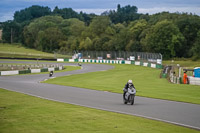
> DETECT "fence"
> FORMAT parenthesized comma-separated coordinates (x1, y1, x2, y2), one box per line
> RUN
(2, 50, 162, 63)
(55, 51, 162, 64)
(78, 51, 162, 61)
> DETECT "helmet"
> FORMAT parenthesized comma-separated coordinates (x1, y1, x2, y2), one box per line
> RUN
(128, 80, 132, 84)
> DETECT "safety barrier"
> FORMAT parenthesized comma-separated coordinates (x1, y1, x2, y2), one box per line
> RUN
(57, 58, 163, 69)
(0, 66, 64, 76)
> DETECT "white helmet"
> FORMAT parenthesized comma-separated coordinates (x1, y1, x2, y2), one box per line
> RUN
(128, 80, 132, 84)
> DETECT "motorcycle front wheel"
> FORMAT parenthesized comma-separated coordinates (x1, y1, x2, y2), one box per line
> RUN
(130, 95, 135, 105)
(123, 97, 127, 104)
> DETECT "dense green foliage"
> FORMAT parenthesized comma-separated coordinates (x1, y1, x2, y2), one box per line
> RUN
(1, 5, 200, 59)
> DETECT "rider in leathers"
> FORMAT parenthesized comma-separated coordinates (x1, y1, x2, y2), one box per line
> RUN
(123, 80, 135, 99)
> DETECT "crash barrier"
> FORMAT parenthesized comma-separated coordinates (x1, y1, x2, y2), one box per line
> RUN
(169, 73, 200, 85)
(165, 67, 200, 85)
(169, 71, 181, 84)
(57, 58, 163, 69)
(55, 51, 162, 62)
(0, 65, 64, 76)
(188, 76, 200, 85)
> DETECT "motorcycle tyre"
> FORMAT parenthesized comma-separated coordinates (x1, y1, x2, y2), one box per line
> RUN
(131, 95, 135, 105)
(123, 98, 127, 104)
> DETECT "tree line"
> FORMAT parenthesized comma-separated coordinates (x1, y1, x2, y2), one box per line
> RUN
(1, 5, 200, 59)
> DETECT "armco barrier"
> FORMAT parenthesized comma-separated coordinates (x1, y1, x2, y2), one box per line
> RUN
(31, 69, 41, 73)
(41, 68, 48, 72)
(0, 66, 64, 76)
(1, 70, 19, 75)
(57, 58, 163, 69)
(135, 61, 140, 65)
(19, 70, 25, 74)
(55, 67, 59, 71)
(143, 62, 148, 67)
(64, 59, 69, 62)
(19, 70, 31, 74)
(57, 59, 64, 62)
(48, 67, 55, 72)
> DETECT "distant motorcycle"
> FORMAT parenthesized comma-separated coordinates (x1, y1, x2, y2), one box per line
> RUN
(123, 86, 136, 105)
(78, 63, 82, 66)
(49, 71, 53, 77)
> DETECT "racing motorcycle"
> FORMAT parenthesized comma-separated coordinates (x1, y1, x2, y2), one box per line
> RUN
(49, 71, 53, 77)
(123, 86, 136, 105)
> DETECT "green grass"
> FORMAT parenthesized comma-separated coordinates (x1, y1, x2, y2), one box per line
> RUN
(0, 88, 199, 133)
(44, 64, 200, 104)
(0, 43, 54, 59)
(163, 59, 200, 67)
(0, 43, 70, 59)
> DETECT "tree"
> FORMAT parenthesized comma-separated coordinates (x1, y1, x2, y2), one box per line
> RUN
(175, 14, 200, 57)
(23, 16, 64, 51)
(89, 16, 111, 37)
(191, 31, 200, 59)
(36, 27, 64, 52)
(2, 21, 21, 43)
(53, 7, 79, 19)
(103, 4, 140, 24)
(125, 19, 148, 51)
(14, 5, 51, 23)
(79, 37, 92, 50)
(143, 20, 185, 59)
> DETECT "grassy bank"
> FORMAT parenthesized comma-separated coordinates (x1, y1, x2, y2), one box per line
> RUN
(0, 43, 70, 59)
(0, 88, 199, 133)
(163, 59, 200, 67)
(44, 64, 200, 104)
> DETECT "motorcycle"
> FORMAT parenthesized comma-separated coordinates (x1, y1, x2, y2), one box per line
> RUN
(123, 86, 136, 105)
(49, 71, 53, 77)
(78, 63, 82, 66)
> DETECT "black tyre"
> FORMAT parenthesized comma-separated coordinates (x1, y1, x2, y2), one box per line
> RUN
(131, 99, 134, 105)
(123, 98, 127, 104)
(130, 95, 135, 105)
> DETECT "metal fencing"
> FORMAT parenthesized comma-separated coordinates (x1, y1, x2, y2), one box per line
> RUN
(77, 51, 162, 63)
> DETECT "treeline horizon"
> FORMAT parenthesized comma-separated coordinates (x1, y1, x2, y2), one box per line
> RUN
(0, 5, 200, 59)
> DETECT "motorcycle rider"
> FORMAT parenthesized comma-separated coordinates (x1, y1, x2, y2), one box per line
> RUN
(123, 79, 135, 99)
(49, 71, 53, 77)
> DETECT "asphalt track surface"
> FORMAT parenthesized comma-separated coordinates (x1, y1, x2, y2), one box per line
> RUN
(0, 60, 200, 130)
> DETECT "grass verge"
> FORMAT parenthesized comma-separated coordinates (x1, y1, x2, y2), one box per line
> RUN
(163, 59, 200, 67)
(44, 64, 200, 104)
(0, 43, 71, 59)
(0, 88, 199, 133)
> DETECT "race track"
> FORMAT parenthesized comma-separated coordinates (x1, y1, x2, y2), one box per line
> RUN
(0, 60, 200, 130)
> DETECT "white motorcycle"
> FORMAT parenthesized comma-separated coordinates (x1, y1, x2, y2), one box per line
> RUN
(123, 86, 136, 105)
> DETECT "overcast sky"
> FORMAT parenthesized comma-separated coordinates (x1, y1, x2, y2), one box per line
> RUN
(0, 0, 200, 22)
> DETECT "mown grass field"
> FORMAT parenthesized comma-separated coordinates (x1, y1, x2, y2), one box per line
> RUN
(44, 64, 200, 104)
(0, 43, 70, 59)
(163, 59, 200, 67)
(0, 88, 199, 133)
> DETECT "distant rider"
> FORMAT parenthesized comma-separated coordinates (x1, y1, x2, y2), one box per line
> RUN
(123, 80, 135, 99)
(49, 71, 53, 77)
